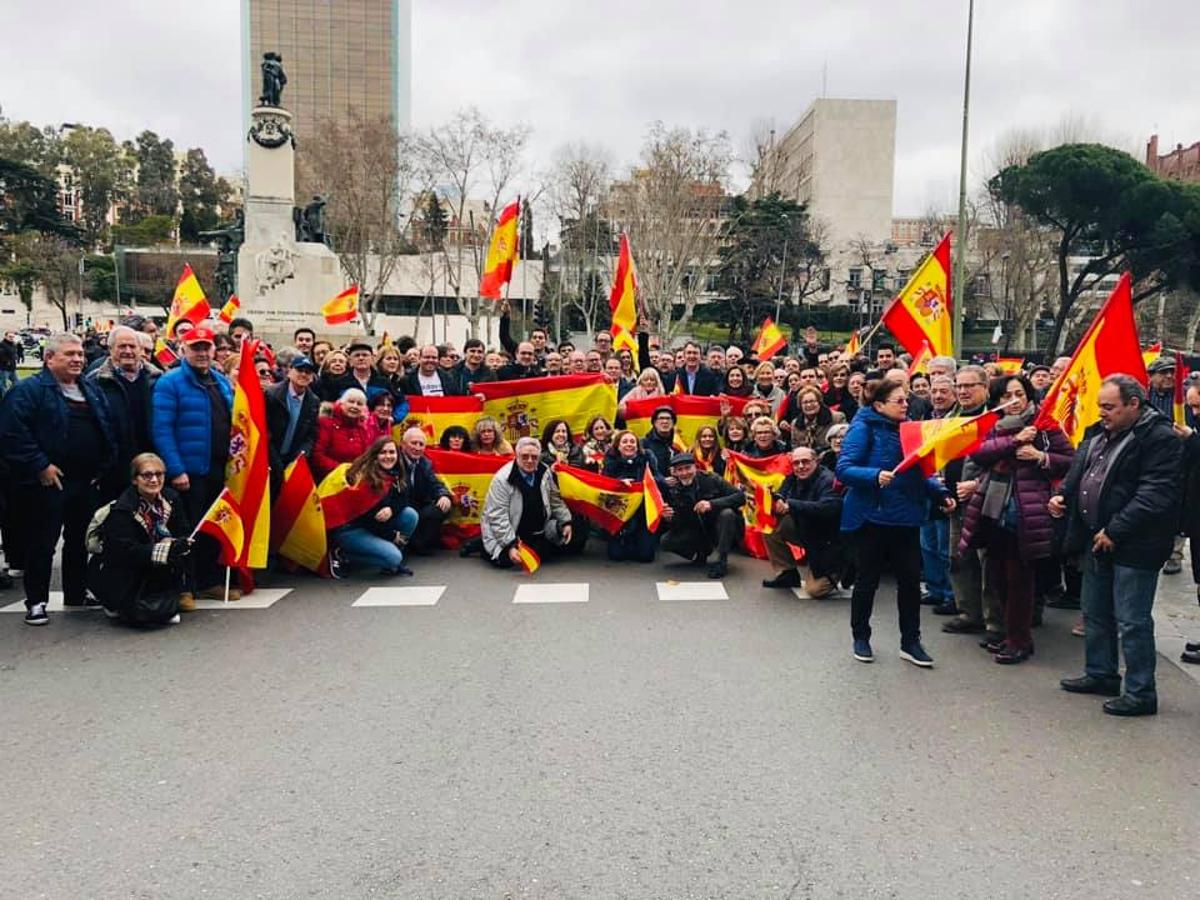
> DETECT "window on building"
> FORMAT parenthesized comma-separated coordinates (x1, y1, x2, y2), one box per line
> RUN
(872, 270, 887, 292)
(847, 267, 862, 289)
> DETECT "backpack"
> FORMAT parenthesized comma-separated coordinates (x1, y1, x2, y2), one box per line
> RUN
(86, 501, 117, 555)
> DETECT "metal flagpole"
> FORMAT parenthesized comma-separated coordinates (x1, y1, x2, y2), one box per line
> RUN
(952, 0, 975, 360)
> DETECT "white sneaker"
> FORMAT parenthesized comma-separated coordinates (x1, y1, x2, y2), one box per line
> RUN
(167, 614, 181, 625)
(24, 602, 48, 626)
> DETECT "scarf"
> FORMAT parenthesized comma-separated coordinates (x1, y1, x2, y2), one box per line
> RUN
(979, 406, 1035, 522)
(135, 495, 172, 541)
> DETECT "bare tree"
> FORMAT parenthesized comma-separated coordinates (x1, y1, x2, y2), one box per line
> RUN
(548, 142, 613, 342)
(612, 122, 732, 342)
(300, 110, 423, 333)
(743, 117, 783, 198)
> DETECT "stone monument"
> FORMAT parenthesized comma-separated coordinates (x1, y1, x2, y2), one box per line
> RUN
(237, 52, 346, 335)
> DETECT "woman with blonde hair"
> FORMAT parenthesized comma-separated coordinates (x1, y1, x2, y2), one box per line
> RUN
(690, 424, 725, 476)
(617, 367, 666, 420)
(751, 361, 786, 414)
(316, 349, 349, 402)
(745, 416, 788, 458)
(472, 416, 514, 456)
(789, 385, 847, 451)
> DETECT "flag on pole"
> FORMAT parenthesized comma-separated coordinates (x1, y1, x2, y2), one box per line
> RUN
(881, 232, 953, 358)
(515, 540, 540, 573)
(751, 317, 788, 361)
(322, 285, 359, 325)
(642, 466, 664, 534)
(894, 409, 1003, 476)
(552, 463, 644, 535)
(153, 337, 178, 368)
(844, 329, 861, 357)
(1141, 341, 1162, 368)
(270, 454, 328, 574)
(195, 488, 245, 567)
(609, 233, 639, 354)
(1035, 272, 1147, 446)
(1174, 350, 1189, 426)
(165, 263, 211, 337)
(479, 198, 520, 299)
(907, 341, 934, 376)
(994, 356, 1025, 375)
(224, 339, 271, 568)
(218, 294, 241, 325)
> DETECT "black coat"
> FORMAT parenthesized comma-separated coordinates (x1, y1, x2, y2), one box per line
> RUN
(264, 381, 321, 471)
(86, 359, 159, 490)
(663, 366, 721, 397)
(326, 370, 395, 403)
(399, 452, 451, 509)
(642, 428, 677, 475)
(496, 362, 543, 380)
(778, 466, 844, 578)
(1181, 430, 1200, 536)
(398, 367, 464, 397)
(661, 471, 745, 534)
(451, 360, 496, 394)
(1059, 409, 1183, 570)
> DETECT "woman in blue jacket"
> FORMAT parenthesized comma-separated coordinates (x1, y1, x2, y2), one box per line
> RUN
(836, 377, 955, 667)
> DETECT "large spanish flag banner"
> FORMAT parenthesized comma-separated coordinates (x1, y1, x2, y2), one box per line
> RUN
(881, 232, 953, 359)
(270, 454, 328, 574)
(166, 263, 211, 338)
(316, 463, 390, 531)
(894, 409, 1002, 477)
(322, 285, 360, 325)
(424, 449, 510, 548)
(553, 463, 644, 535)
(609, 233, 638, 355)
(225, 339, 271, 569)
(195, 488, 245, 566)
(623, 394, 750, 448)
(751, 317, 787, 361)
(476, 373, 616, 445)
(1035, 272, 1146, 446)
(479, 198, 520, 299)
(397, 395, 484, 445)
(726, 450, 791, 558)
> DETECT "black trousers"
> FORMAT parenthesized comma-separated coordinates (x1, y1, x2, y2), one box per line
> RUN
(22, 479, 99, 608)
(486, 514, 589, 568)
(660, 507, 743, 561)
(850, 522, 923, 645)
(1, 479, 27, 570)
(409, 503, 449, 554)
(177, 472, 227, 589)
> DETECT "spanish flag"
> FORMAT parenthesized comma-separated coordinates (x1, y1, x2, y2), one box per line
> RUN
(906, 340, 934, 376)
(397, 395, 484, 445)
(515, 539, 540, 574)
(894, 409, 1002, 477)
(881, 232, 953, 358)
(317, 463, 390, 530)
(1035, 272, 1147, 446)
(476, 373, 616, 446)
(611, 323, 639, 371)
(623, 394, 751, 449)
(270, 454, 327, 574)
(322, 285, 359, 325)
(424, 449, 509, 547)
(218, 294, 241, 325)
(553, 462, 644, 535)
(751, 316, 787, 362)
(196, 488, 245, 567)
(609, 233, 638, 353)
(153, 337, 178, 368)
(844, 329, 861, 357)
(726, 450, 790, 538)
(643, 466, 664, 534)
(994, 356, 1025, 375)
(225, 339, 271, 568)
(1142, 341, 1162, 368)
(166, 263, 211, 337)
(479, 198, 520, 299)
(1174, 350, 1189, 427)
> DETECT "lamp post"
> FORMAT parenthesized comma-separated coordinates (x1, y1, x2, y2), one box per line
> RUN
(952, 0, 975, 359)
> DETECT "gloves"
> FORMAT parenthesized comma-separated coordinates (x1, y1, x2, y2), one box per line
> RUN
(166, 539, 192, 564)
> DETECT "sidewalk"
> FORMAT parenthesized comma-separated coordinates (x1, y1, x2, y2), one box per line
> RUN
(1154, 548, 1200, 687)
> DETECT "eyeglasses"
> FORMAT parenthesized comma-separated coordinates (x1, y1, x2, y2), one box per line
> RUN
(137, 471, 165, 480)
(886, 398, 909, 406)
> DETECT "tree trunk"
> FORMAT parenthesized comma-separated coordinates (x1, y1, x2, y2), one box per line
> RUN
(1185, 290, 1200, 353)
(1048, 238, 1073, 354)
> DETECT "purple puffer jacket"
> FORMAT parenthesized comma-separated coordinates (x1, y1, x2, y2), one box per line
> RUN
(958, 418, 1074, 560)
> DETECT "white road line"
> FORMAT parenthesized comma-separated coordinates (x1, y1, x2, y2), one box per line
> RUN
(192, 588, 292, 610)
(352, 586, 445, 607)
(1, 592, 79, 613)
(512, 583, 589, 604)
(655, 581, 728, 601)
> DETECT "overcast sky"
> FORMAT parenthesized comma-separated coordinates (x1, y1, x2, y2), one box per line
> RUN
(2, 0, 1197, 218)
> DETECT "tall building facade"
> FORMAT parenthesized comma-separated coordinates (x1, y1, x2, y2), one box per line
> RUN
(1145, 133, 1200, 184)
(240, 0, 412, 152)
(751, 98, 896, 248)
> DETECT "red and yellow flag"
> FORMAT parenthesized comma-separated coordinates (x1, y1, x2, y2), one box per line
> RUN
(479, 198, 520, 299)
(475, 373, 616, 445)
(994, 356, 1025, 376)
(166, 263, 211, 338)
(1141, 341, 1162, 368)
(270, 454, 327, 574)
(196, 488, 245, 567)
(515, 539, 540, 574)
(642, 466, 664, 534)
(844, 329, 861, 357)
(609, 233, 638, 354)
(424, 449, 510, 547)
(1174, 350, 1189, 426)
(726, 450, 790, 537)
(553, 462, 644, 535)
(907, 341, 934, 376)
(225, 339, 271, 568)
(153, 337, 178, 368)
(322, 285, 359, 325)
(752, 317, 787, 362)
(397, 395, 484, 445)
(316, 463, 390, 531)
(218, 294, 241, 325)
(895, 409, 1002, 477)
(623, 394, 751, 449)
(882, 232, 953, 358)
(1035, 272, 1147, 446)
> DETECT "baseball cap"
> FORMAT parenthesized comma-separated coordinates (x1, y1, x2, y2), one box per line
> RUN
(181, 326, 216, 346)
(291, 355, 316, 371)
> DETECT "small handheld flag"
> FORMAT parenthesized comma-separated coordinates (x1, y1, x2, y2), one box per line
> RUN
(752, 317, 787, 362)
(218, 294, 241, 324)
(643, 466, 665, 534)
(194, 488, 245, 566)
(153, 338, 178, 368)
(322, 285, 359, 325)
(515, 540, 540, 574)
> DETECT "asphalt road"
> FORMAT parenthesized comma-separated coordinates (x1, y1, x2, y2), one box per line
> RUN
(1, 548, 1198, 899)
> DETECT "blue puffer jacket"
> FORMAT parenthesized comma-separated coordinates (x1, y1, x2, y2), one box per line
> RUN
(836, 405, 948, 531)
(151, 362, 234, 478)
(0, 368, 117, 483)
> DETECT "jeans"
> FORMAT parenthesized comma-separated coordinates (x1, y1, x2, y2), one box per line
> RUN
(849, 522, 923, 645)
(920, 518, 952, 601)
(335, 507, 418, 573)
(1081, 547, 1160, 703)
(0, 369, 16, 396)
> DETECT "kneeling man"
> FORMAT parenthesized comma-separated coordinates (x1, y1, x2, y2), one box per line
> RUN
(660, 451, 745, 578)
(762, 446, 843, 596)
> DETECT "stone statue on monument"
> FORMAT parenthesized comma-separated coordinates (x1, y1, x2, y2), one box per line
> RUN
(259, 52, 287, 108)
(198, 209, 245, 303)
(293, 195, 331, 249)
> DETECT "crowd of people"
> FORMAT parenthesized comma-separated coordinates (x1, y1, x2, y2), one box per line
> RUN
(0, 306, 1194, 718)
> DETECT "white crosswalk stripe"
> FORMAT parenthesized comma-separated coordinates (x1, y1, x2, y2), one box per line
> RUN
(1, 588, 293, 613)
(352, 586, 445, 607)
(655, 581, 728, 601)
(512, 583, 589, 604)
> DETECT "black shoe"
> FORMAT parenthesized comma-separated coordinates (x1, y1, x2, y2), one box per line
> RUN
(1180, 648, 1200, 665)
(1103, 695, 1157, 717)
(899, 642, 935, 668)
(63, 594, 101, 608)
(920, 593, 941, 606)
(932, 601, 958, 616)
(1162, 559, 1182, 576)
(707, 558, 727, 579)
(762, 569, 801, 589)
(994, 646, 1033, 664)
(1060, 675, 1121, 696)
(328, 548, 344, 580)
(979, 634, 1006, 653)
(23, 602, 48, 626)
(1186, 641, 1200, 653)
(942, 617, 984, 634)
(389, 565, 414, 577)
(1045, 595, 1081, 610)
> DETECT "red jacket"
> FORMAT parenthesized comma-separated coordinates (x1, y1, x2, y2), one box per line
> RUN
(312, 408, 376, 478)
